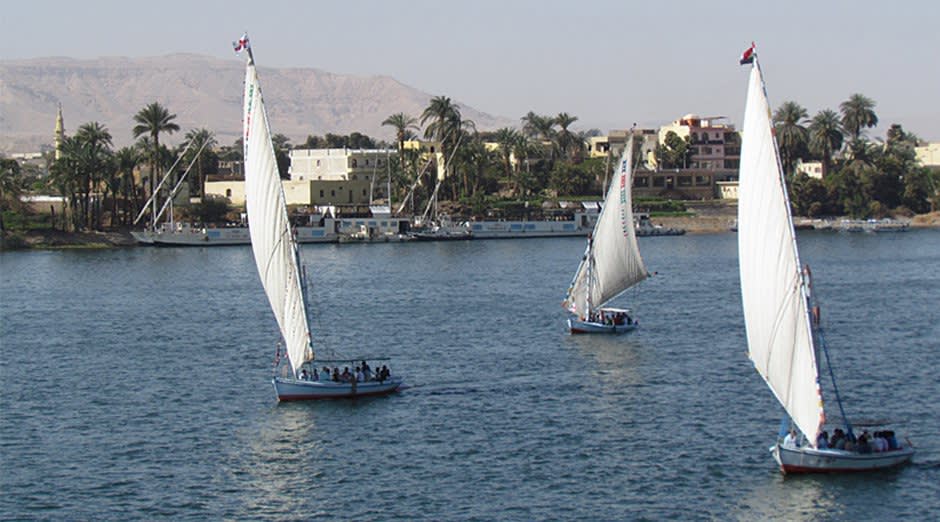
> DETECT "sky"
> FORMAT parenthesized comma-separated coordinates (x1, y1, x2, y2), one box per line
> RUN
(4, 0, 939, 140)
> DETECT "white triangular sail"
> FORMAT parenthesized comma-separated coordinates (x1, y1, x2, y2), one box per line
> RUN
(243, 56, 312, 376)
(564, 136, 647, 317)
(738, 58, 824, 444)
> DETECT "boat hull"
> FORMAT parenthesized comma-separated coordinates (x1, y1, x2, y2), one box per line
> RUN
(272, 376, 403, 401)
(771, 443, 914, 474)
(567, 318, 638, 334)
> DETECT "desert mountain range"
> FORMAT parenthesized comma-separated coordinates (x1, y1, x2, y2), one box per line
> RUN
(0, 53, 513, 154)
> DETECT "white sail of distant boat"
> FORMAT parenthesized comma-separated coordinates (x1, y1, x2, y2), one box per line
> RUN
(737, 44, 913, 473)
(563, 134, 647, 334)
(239, 36, 402, 400)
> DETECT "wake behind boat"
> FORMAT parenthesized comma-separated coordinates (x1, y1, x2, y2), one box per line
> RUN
(563, 133, 649, 334)
(238, 35, 402, 401)
(737, 44, 913, 474)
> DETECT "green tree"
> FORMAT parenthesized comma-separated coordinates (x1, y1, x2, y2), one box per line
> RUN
(132, 102, 180, 220)
(554, 112, 581, 159)
(114, 147, 139, 226)
(773, 101, 809, 177)
(382, 112, 418, 172)
(0, 157, 25, 232)
(840, 93, 878, 141)
(656, 131, 692, 169)
(808, 109, 843, 178)
(272, 134, 292, 179)
(183, 128, 217, 197)
(492, 127, 520, 194)
(75, 121, 114, 229)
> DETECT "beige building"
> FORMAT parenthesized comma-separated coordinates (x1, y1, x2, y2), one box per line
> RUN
(796, 159, 824, 179)
(915, 143, 940, 166)
(587, 129, 658, 169)
(288, 148, 398, 206)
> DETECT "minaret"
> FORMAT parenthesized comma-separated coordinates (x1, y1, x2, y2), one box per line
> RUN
(54, 103, 65, 160)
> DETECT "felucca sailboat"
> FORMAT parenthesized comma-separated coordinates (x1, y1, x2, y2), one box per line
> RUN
(563, 134, 648, 334)
(238, 35, 403, 400)
(737, 43, 913, 473)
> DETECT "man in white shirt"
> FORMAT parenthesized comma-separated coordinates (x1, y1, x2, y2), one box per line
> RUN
(783, 429, 799, 449)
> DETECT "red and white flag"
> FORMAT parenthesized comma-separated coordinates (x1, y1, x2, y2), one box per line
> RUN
(233, 33, 250, 54)
(739, 42, 755, 65)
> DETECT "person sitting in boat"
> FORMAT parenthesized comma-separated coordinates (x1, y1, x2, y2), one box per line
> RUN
(872, 432, 887, 452)
(361, 360, 371, 378)
(856, 432, 872, 454)
(332, 367, 341, 382)
(782, 429, 799, 448)
(341, 367, 352, 382)
(816, 431, 829, 449)
(321, 367, 331, 382)
(355, 366, 364, 383)
(830, 428, 846, 450)
(300, 369, 309, 380)
(312, 367, 319, 381)
(886, 430, 900, 450)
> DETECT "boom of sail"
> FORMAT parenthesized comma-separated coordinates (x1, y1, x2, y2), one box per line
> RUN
(564, 136, 647, 317)
(243, 55, 312, 377)
(738, 58, 824, 445)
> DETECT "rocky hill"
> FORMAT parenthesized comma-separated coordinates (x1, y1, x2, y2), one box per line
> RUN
(0, 53, 513, 153)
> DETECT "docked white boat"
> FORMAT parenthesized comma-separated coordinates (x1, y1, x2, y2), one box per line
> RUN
(469, 212, 593, 239)
(737, 45, 913, 474)
(563, 133, 649, 334)
(238, 37, 402, 401)
(409, 215, 473, 241)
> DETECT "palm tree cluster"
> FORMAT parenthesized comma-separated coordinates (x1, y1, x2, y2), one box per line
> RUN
(44, 102, 220, 232)
(773, 94, 937, 217)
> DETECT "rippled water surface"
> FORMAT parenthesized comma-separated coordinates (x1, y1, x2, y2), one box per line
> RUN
(2, 231, 939, 520)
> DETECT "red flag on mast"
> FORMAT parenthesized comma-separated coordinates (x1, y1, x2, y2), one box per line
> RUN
(740, 42, 755, 65)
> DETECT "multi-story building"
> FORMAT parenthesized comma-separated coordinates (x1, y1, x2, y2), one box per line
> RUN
(287, 148, 397, 206)
(658, 114, 741, 170)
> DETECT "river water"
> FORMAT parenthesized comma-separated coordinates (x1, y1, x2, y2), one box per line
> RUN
(1, 231, 938, 520)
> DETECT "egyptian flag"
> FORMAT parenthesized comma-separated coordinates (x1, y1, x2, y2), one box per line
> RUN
(233, 34, 250, 53)
(739, 43, 755, 65)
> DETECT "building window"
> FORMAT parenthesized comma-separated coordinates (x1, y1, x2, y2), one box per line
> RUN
(678, 176, 693, 186)
(351, 159, 358, 168)
(695, 175, 711, 185)
(316, 159, 321, 167)
(319, 190, 324, 197)
(226, 189, 232, 198)
(633, 176, 650, 187)
(653, 177, 666, 187)
(362, 189, 367, 196)
(331, 190, 335, 197)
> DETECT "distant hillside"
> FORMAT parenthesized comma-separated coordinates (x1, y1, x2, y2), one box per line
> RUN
(0, 53, 513, 153)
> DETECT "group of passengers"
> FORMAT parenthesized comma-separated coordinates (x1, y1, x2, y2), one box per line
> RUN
(817, 429, 902, 453)
(784, 428, 902, 453)
(298, 360, 391, 384)
(586, 311, 634, 326)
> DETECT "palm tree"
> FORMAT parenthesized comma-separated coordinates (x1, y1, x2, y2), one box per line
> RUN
(114, 147, 139, 225)
(554, 113, 581, 159)
(773, 101, 809, 177)
(492, 127, 520, 195)
(75, 122, 113, 229)
(132, 102, 180, 224)
(840, 93, 878, 141)
(182, 128, 217, 198)
(382, 113, 418, 172)
(808, 110, 844, 178)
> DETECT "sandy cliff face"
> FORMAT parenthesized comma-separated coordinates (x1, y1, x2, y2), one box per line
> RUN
(0, 53, 511, 152)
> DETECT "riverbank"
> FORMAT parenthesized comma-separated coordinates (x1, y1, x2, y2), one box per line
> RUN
(0, 229, 136, 250)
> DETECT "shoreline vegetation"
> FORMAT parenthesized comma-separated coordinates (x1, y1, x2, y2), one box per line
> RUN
(4, 206, 939, 250)
(3, 92, 938, 251)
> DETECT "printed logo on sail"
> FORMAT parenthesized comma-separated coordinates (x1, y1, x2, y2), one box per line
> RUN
(245, 84, 255, 144)
(618, 159, 630, 236)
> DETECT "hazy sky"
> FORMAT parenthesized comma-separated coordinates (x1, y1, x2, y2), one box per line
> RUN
(5, 0, 939, 140)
